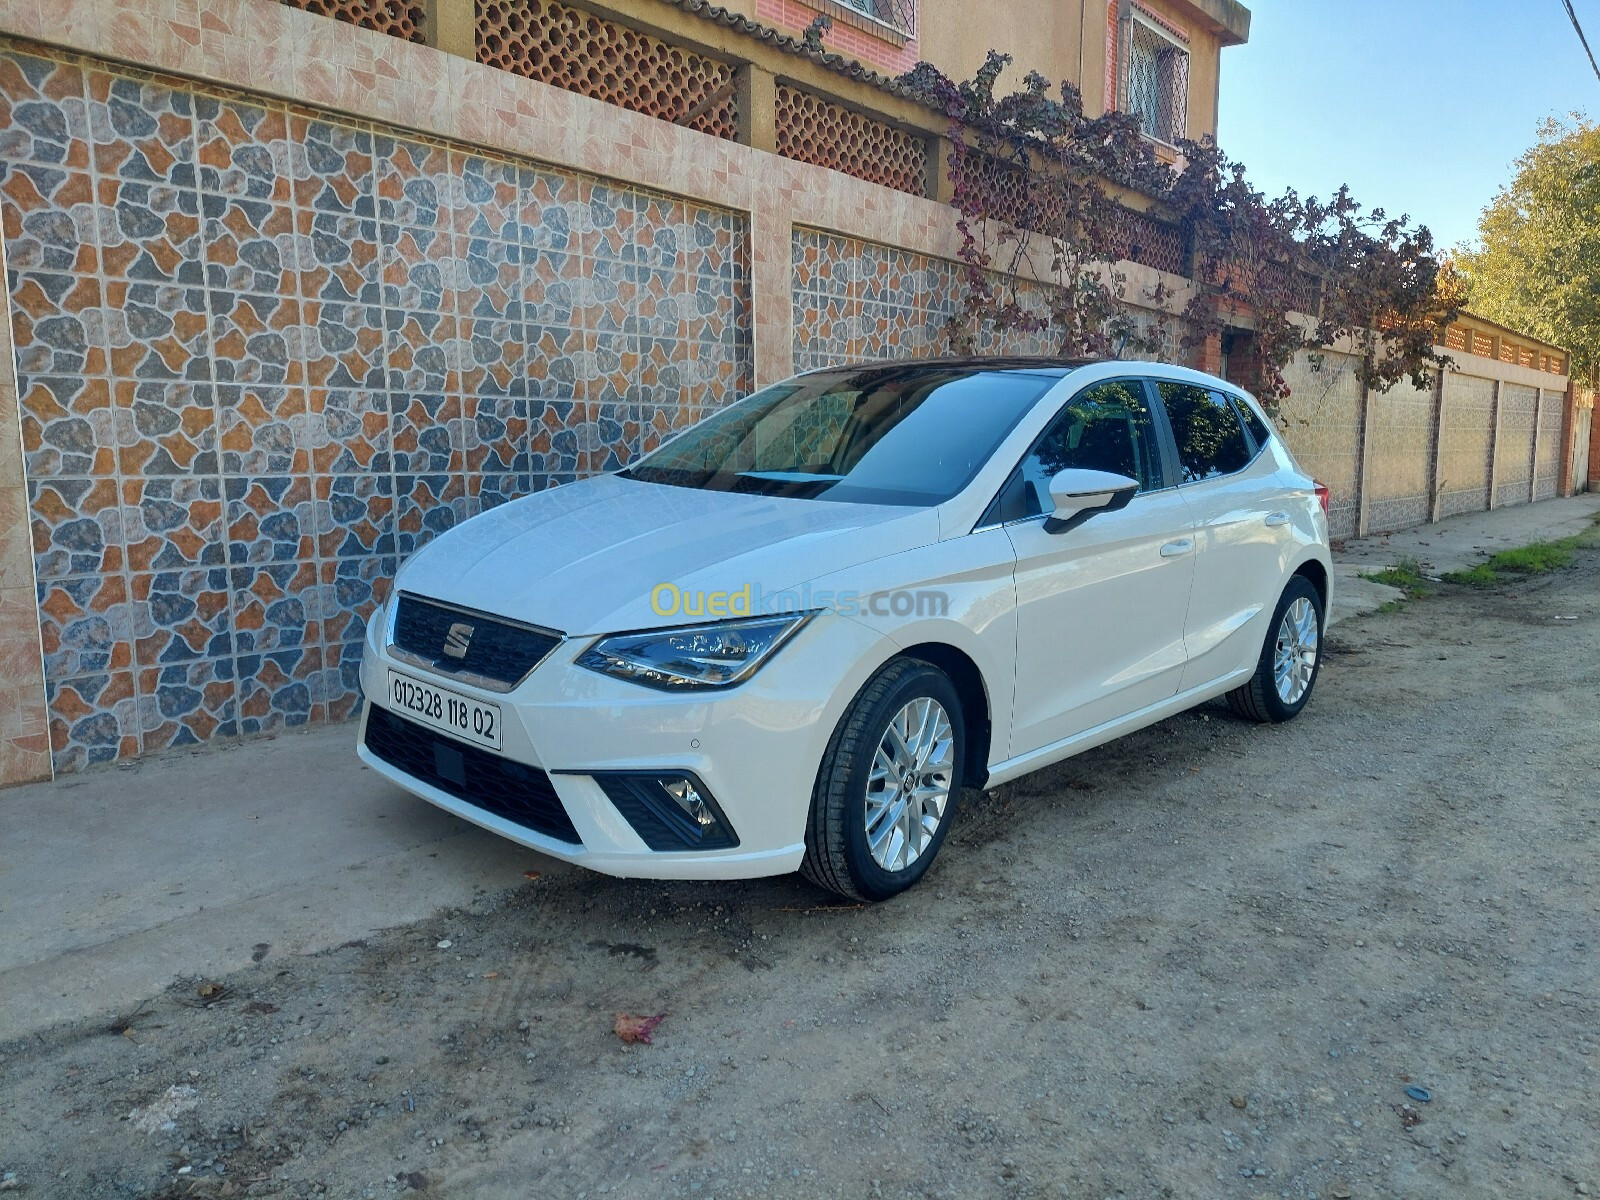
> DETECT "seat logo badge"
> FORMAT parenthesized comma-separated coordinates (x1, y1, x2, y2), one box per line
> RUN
(443, 621, 474, 659)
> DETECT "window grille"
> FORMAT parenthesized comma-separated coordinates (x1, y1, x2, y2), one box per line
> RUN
(833, 0, 916, 36)
(1122, 11, 1188, 146)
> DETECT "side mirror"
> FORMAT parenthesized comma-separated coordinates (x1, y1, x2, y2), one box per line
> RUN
(1045, 468, 1140, 533)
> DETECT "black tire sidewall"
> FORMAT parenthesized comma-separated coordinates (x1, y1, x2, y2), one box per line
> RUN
(839, 666, 965, 901)
(1256, 576, 1325, 721)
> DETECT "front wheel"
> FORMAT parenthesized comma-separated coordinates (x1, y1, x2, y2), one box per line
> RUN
(801, 658, 965, 901)
(1226, 575, 1324, 723)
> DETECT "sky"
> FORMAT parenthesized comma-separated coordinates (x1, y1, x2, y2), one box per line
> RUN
(1216, 0, 1599, 253)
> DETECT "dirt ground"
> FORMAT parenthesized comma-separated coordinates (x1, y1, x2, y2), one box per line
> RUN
(2, 547, 1598, 1200)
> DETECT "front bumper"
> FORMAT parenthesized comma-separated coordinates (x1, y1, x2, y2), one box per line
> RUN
(356, 608, 891, 880)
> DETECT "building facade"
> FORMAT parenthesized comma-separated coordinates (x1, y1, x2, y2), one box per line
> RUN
(0, 0, 1573, 785)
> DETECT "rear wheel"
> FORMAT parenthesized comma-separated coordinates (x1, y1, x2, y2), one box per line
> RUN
(801, 659, 964, 901)
(1226, 575, 1324, 723)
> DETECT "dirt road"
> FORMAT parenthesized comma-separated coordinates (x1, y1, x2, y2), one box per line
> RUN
(2, 547, 1597, 1200)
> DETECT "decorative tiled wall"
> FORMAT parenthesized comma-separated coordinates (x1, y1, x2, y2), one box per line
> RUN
(1494, 383, 1537, 509)
(1436, 373, 1494, 520)
(0, 42, 752, 772)
(1363, 377, 1435, 535)
(790, 226, 1062, 372)
(1276, 351, 1363, 540)
(791, 227, 953, 371)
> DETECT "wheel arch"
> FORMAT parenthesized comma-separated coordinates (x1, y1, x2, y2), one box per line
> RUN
(1290, 555, 1330, 611)
(894, 641, 993, 791)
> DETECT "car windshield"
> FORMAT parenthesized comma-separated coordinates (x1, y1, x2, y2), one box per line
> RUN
(620, 365, 1064, 506)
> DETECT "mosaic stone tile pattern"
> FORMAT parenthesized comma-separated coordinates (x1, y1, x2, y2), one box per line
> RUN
(1494, 383, 1538, 509)
(1533, 388, 1562, 501)
(791, 227, 1063, 373)
(0, 43, 752, 771)
(1436, 372, 1494, 520)
(1276, 351, 1363, 540)
(1363, 376, 1436, 535)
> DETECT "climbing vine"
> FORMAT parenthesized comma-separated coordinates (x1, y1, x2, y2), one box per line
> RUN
(898, 53, 1466, 409)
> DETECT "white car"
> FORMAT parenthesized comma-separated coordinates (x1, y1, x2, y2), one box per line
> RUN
(358, 358, 1331, 900)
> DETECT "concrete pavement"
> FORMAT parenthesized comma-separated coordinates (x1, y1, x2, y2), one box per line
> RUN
(0, 726, 566, 1043)
(1328, 492, 1600, 623)
(2, 490, 1595, 1043)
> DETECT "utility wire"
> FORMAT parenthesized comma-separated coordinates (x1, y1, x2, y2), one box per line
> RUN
(1564, 0, 1600, 84)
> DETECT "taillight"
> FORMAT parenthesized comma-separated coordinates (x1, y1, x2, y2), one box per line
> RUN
(1313, 481, 1331, 516)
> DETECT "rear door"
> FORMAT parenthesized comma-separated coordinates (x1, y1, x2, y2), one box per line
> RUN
(1154, 382, 1300, 691)
(999, 378, 1196, 757)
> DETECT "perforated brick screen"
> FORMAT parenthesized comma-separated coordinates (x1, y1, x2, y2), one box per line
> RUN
(1115, 207, 1186, 277)
(773, 84, 926, 197)
(279, 0, 425, 42)
(477, 0, 738, 140)
(956, 153, 1065, 238)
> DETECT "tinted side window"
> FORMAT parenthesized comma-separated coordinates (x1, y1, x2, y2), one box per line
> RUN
(1159, 383, 1252, 482)
(1016, 380, 1162, 517)
(1233, 395, 1275, 452)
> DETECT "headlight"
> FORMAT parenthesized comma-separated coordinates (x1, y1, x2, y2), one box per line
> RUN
(367, 592, 393, 646)
(575, 614, 813, 691)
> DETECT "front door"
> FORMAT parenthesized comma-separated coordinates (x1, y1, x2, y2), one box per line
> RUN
(1001, 379, 1196, 757)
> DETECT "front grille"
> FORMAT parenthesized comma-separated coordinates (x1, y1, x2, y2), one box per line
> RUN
(364, 705, 581, 845)
(391, 594, 562, 690)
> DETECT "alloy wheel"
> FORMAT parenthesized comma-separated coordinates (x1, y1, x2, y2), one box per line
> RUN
(1273, 596, 1319, 705)
(864, 696, 955, 872)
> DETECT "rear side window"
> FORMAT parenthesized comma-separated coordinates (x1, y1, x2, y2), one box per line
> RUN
(1158, 382, 1252, 482)
(1013, 380, 1163, 517)
(1232, 395, 1275, 452)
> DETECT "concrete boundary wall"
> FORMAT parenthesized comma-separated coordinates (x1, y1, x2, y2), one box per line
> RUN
(0, 0, 1574, 781)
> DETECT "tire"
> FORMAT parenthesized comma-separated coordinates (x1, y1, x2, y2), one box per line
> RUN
(801, 658, 965, 901)
(1226, 574, 1325, 723)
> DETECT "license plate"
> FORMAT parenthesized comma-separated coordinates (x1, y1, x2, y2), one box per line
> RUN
(385, 669, 503, 752)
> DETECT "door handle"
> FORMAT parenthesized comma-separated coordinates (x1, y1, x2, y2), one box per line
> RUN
(1159, 538, 1194, 557)
(1264, 511, 1291, 527)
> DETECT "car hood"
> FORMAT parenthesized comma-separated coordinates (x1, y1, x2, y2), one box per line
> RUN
(395, 474, 941, 635)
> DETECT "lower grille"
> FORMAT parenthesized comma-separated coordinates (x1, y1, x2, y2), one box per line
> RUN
(363, 705, 582, 845)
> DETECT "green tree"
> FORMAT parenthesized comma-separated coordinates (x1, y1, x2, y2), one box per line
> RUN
(1458, 117, 1600, 382)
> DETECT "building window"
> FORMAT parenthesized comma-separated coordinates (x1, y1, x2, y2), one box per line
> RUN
(833, 0, 916, 37)
(1122, 10, 1188, 146)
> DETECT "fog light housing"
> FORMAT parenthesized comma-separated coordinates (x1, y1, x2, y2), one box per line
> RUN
(589, 771, 739, 851)
(662, 777, 714, 828)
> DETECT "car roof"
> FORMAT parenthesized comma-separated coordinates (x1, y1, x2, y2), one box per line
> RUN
(798, 356, 1093, 379)
(797, 355, 1257, 398)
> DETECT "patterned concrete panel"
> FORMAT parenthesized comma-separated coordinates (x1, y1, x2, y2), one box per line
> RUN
(1437, 373, 1494, 519)
(1364, 376, 1435, 535)
(1533, 389, 1562, 501)
(0, 41, 753, 771)
(1495, 383, 1538, 509)
(1276, 352, 1363, 540)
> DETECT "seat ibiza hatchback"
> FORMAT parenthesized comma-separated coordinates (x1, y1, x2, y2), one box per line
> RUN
(358, 358, 1331, 899)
